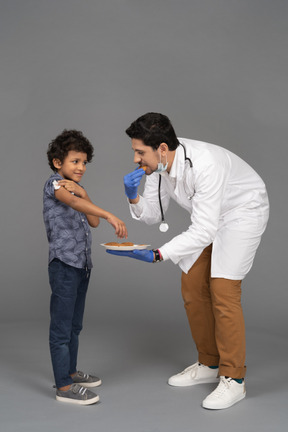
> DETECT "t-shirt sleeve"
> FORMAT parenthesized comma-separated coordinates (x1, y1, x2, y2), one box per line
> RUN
(44, 177, 59, 198)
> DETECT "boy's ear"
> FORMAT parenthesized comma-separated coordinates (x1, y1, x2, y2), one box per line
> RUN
(52, 158, 62, 170)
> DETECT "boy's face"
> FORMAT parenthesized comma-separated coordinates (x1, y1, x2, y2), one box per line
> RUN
(53, 150, 88, 182)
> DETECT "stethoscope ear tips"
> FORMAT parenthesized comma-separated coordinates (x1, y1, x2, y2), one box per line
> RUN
(159, 222, 169, 232)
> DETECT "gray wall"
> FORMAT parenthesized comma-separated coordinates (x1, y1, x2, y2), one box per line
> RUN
(0, 0, 287, 336)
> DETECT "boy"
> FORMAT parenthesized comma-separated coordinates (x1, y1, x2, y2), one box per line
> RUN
(43, 129, 127, 405)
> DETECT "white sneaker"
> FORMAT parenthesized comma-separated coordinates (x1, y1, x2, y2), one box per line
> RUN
(168, 362, 219, 387)
(202, 376, 246, 409)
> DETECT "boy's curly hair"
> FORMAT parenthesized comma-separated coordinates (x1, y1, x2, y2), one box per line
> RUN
(47, 129, 94, 172)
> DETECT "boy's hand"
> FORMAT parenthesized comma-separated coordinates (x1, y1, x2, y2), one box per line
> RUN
(57, 180, 87, 199)
(106, 214, 128, 239)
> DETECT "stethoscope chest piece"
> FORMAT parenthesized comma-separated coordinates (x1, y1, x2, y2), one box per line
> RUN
(159, 222, 169, 232)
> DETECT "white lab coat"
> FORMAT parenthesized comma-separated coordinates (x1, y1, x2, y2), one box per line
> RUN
(129, 138, 269, 279)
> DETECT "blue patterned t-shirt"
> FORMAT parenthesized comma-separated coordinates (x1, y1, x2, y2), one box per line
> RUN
(43, 173, 93, 269)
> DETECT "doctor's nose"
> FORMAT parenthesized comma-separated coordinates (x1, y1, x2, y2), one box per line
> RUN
(134, 154, 141, 164)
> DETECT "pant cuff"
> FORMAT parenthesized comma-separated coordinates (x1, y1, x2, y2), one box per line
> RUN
(219, 365, 246, 379)
(55, 376, 74, 389)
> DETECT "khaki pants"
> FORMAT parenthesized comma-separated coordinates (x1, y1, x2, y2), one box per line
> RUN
(181, 244, 246, 379)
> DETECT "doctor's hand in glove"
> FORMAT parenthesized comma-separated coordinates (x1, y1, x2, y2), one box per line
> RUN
(124, 167, 146, 200)
(106, 249, 154, 263)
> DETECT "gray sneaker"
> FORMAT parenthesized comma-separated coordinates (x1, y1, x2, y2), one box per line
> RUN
(56, 383, 99, 405)
(72, 370, 102, 388)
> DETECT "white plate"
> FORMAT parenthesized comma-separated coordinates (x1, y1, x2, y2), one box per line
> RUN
(101, 243, 150, 251)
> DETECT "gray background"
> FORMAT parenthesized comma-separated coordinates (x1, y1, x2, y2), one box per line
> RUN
(0, 1, 287, 431)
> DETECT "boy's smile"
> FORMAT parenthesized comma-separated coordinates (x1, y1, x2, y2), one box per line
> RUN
(53, 150, 88, 182)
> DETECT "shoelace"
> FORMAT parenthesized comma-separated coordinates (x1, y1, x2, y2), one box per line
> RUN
(53, 383, 88, 396)
(72, 384, 87, 395)
(77, 371, 90, 379)
(180, 363, 200, 378)
(212, 377, 232, 398)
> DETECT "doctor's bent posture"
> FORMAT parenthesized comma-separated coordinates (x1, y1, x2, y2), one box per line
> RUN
(107, 112, 269, 410)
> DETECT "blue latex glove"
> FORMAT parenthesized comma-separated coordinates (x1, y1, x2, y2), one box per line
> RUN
(124, 168, 146, 199)
(106, 249, 154, 263)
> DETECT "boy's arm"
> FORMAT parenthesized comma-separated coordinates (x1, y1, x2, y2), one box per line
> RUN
(80, 195, 100, 228)
(55, 181, 128, 238)
(57, 179, 100, 227)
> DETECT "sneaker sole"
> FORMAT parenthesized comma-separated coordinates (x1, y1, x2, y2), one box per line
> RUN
(75, 379, 102, 388)
(168, 377, 219, 387)
(56, 394, 100, 405)
(202, 392, 246, 410)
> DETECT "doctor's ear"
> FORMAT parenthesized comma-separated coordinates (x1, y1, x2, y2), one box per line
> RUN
(159, 142, 169, 153)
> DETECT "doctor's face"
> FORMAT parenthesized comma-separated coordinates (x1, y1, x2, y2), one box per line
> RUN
(131, 138, 164, 175)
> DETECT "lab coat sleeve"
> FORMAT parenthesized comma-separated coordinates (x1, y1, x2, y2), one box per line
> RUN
(160, 161, 229, 264)
(129, 173, 171, 225)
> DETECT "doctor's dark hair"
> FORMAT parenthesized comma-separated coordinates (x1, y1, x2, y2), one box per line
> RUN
(47, 129, 94, 172)
(125, 112, 179, 151)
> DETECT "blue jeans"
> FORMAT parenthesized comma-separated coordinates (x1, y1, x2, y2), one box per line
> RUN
(48, 259, 90, 388)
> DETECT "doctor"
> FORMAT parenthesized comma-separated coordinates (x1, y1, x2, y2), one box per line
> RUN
(107, 112, 269, 410)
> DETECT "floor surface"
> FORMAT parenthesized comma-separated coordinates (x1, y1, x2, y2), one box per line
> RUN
(1, 320, 287, 432)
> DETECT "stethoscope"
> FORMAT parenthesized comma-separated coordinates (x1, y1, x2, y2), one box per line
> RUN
(158, 143, 193, 232)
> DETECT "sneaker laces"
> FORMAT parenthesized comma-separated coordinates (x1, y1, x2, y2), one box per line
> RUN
(71, 384, 87, 396)
(180, 362, 200, 378)
(77, 371, 89, 379)
(212, 377, 233, 398)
